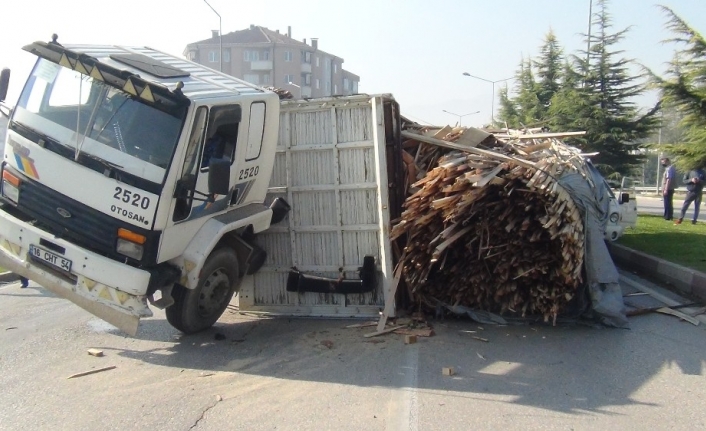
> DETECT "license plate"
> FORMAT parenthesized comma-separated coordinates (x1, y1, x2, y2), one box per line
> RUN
(29, 244, 72, 273)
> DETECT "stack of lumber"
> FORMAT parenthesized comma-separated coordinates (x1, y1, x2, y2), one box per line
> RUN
(391, 125, 590, 324)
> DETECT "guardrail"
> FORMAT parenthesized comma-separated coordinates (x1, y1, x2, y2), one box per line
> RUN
(634, 186, 688, 193)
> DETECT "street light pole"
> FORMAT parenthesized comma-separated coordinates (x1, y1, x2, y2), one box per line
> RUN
(288, 82, 301, 99)
(462, 72, 513, 125)
(203, 0, 222, 72)
(442, 109, 480, 127)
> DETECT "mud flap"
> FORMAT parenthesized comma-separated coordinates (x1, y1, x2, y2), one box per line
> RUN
(286, 256, 376, 294)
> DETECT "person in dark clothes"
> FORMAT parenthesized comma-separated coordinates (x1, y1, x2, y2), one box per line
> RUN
(661, 157, 677, 220)
(19, 276, 28, 288)
(675, 166, 706, 225)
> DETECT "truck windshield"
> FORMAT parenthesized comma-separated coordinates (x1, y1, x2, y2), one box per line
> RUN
(12, 59, 183, 184)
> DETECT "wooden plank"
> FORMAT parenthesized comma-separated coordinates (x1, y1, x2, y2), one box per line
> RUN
(494, 131, 586, 140)
(401, 131, 536, 169)
(394, 327, 435, 337)
(87, 348, 104, 357)
(656, 307, 700, 325)
(67, 365, 116, 379)
(375, 263, 404, 332)
(364, 325, 405, 338)
(345, 321, 378, 328)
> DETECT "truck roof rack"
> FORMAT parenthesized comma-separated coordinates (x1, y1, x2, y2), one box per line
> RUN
(23, 40, 190, 116)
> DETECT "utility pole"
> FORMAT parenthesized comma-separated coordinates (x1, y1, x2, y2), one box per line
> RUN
(462, 73, 513, 125)
(441, 109, 480, 127)
(203, 0, 222, 72)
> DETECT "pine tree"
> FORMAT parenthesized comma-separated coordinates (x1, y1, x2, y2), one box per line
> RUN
(652, 6, 706, 171)
(534, 29, 564, 118)
(496, 58, 542, 129)
(554, 0, 659, 175)
(497, 86, 520, 128)
(547, 61, 590, 134)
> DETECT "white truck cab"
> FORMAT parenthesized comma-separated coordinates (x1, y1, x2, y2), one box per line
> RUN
(0, 36, 290, 335)
(604, 176, 637, 241)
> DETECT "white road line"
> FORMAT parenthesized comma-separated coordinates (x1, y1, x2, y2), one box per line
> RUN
(387, 343, 419, 431)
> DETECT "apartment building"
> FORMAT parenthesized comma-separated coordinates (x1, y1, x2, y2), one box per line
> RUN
(183, 25, 360, 98)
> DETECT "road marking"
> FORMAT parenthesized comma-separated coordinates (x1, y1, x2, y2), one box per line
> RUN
(387, 343, 419, 431)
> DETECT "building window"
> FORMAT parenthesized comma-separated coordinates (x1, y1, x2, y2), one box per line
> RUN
(316, 56, 320, 67)
(285, 74, 295, 84)
(263, 74, 270, 84)
(344, 78, 349, 90)
(284, 51, 292, 62)
(208, 51, 218, 63)
(302, 51, 311, 63)
(302, 73, 311, 86)
(334, 84, 338, 94)
(333, 63, 337, 74)
(263, 50, 270, 60)
(244, 74, 259, 85)
(223, 50, 230, 63)
(251, 51, 259, 61)
(315, 79, 320, 89)
(243, 50, 250, 61)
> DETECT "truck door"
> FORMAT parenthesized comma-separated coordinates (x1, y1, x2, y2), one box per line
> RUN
(173, 104, 242, 222)
(619, 176, 637, 228)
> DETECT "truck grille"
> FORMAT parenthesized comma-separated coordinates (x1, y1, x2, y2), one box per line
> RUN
(14, 173, 160, 265)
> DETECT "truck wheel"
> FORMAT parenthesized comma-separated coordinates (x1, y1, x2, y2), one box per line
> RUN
(166, 248, 240, 334)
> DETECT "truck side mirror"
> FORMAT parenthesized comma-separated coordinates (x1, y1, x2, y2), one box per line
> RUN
(208, 159, 230, 196)
(0, 68, 9, 102)
(173, 174, 196, 199)
(620, 193, 630, 204)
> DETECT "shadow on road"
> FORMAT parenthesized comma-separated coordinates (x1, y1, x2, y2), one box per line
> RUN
(94, 310, 706, 415)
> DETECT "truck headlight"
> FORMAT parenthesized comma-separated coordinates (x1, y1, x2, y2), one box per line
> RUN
(117, 228, 146, 260)
(609, 212, 620, 223)
(2, 170, 21, 204)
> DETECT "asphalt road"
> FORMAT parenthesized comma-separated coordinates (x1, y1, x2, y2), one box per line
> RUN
(1, 274, 705, 431)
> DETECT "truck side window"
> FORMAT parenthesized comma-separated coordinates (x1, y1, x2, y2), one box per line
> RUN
(173, 106, 207, 221)
(201, 105, 241, 170)
(246, 102, 266, 161)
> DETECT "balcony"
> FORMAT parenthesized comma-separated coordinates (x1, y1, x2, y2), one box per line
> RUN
(301, 63, 312, 73)
(251, 60, 273, 71)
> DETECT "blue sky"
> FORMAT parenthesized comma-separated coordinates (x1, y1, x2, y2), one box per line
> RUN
(1, 0, 704, 128)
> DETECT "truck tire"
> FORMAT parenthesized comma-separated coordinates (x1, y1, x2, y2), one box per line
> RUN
(166, 248, 240, 334)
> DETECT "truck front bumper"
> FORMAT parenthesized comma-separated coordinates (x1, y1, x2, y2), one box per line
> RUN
(0, 210, 152, 335)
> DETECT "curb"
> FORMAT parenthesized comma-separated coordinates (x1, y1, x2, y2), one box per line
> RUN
(608, 243, 706, 303)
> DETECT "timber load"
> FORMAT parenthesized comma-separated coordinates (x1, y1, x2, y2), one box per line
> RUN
(391, 123, 592, 324)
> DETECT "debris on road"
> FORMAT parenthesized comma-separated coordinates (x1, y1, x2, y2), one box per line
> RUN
(87, 348, 104, 357)
(393, 327, 434, 337)
(655, 307, 700, 326)
(404, 335, 417, 345)
(67, 365, 116, 379)
(363, 325, 405, 338)
(442, 367, 455, 376)
(345, 322, 377, 329)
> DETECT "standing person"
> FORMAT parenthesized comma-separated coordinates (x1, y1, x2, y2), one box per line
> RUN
(661, 157, 677, 220)
(675, 166, 706, 225)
